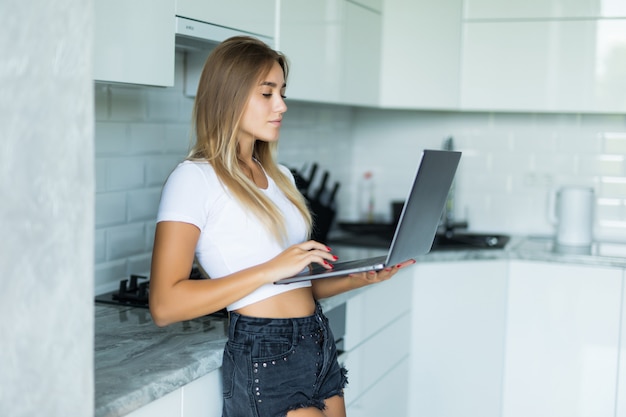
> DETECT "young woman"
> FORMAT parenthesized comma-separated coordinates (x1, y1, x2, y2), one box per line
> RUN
(149, 36, 414, 417)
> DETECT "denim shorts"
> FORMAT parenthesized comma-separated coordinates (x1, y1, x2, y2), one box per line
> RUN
(221, 302, 348, 417)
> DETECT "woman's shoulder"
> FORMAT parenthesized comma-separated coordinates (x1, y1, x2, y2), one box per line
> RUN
(170, 159, 219, 182)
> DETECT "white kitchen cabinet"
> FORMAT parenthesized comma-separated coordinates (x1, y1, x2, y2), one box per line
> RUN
(278, 0, 381, 106)
(125, 389, 182, 417)
(125, 370, 222, 417)
(342, 270, 412, 413)
(94, 0, 175, 87)
(464, 0, 626, 19)
(460, 19, 626, 113)
(409, 260, 509, 417)
(502, 261, 623, 417)
(175, 0, 275, 38)
(340, 1, 381, 106)
(346, 356, 409, 417)
(278, 0, 342, 103)
(181, 370, 223, 417)
(617, 268, 626, 417)
(379, 0, 462, 110)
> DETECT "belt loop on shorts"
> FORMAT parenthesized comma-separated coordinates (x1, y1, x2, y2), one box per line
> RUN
(228, 312, 239, 340)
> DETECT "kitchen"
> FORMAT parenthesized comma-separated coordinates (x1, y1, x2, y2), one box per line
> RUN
(3, 0, 626, 417)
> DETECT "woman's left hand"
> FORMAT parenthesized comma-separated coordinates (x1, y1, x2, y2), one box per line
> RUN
(347, 259, 416, 287)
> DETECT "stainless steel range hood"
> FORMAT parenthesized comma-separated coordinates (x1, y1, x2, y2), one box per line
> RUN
(175, 16, 274, 51)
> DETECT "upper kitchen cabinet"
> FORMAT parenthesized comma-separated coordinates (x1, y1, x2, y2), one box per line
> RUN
(94, 0, 175, 87)
(279, 0, 381, 107)
(460, 19, 626, 113)
(378, 0, 463, 110)
(464, 0, 626, 19)
(175, 0, 275, 39)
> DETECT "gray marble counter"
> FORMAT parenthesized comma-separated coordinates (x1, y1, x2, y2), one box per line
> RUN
(95, 235, 626, 417)
(94, 306, 228, 417)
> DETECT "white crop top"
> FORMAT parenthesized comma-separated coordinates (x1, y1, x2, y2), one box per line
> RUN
(156, 160, 311, 311)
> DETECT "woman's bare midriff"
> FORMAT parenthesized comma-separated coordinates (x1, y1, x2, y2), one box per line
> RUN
(234, 286, 316, 318)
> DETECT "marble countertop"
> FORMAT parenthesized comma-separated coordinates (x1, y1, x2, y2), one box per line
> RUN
(95, 235, 626, 417)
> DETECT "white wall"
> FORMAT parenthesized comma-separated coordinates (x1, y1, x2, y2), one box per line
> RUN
(0, 1, 94, 416)
(94, 54, 626, 294)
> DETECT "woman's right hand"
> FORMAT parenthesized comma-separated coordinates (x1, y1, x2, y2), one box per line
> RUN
(263, 240, 337, 283)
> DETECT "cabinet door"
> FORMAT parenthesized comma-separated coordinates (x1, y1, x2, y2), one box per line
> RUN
(279, 0, 381, 106)
(409, 261, 508, 417)
(460, 19, 626, 113)
(182, 370, 222, 417)
(279, 0, 343, 103)
(346, 356, 409, 417)
(618, 269, 626, 417)
(339, 1, 381, 106)
(464, 0, 626, 19)
(343, 312, 411, 411)
(94, 0, 175, 87)
(379, 0, 462, 109)
(126, 389, 182, 417)
(344, 270, 412, 351)
(175, 0, 275, 38)
(503, 261, 622, 417)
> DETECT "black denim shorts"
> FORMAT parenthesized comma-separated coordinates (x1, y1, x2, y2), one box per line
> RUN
(221, 302, 348, 417)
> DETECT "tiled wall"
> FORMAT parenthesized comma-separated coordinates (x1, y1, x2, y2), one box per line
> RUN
(350, 109, 626, 242)
(94, 54, 626, 294)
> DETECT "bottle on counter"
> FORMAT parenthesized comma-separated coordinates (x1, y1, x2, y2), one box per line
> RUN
(359, 171, 375, 223)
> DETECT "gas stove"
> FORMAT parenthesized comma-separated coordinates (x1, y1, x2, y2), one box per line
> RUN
(95, 267, 228, 318)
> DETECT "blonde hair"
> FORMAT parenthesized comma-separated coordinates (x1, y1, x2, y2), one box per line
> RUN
(188, 36, 312, 244)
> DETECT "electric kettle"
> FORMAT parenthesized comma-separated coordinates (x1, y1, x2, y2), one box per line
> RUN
(548, 186, 595, 247)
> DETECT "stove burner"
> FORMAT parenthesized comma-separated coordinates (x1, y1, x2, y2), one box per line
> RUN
(95, 267, 227, 318)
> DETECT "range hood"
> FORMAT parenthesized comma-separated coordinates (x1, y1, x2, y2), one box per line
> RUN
(175, 16, 274, 51)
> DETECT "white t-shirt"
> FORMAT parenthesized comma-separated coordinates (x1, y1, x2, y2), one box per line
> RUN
(156, 160, 311, 311)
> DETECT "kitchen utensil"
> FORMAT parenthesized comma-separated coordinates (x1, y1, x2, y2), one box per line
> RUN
(548, 186, 595, 247)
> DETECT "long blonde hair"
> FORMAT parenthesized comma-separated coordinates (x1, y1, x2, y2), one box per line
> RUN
(188, 36, 312, 243)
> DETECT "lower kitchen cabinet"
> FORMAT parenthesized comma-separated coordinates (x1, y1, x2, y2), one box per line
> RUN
(125, 370, 222, 417)
(346, 356, 409, 417)
(343, 270, 412, 414)
(409, 260, 509, 417)
(503, 261, 623, 417)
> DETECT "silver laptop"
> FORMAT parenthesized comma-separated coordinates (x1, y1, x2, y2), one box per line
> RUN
(276, 149, 462, 284)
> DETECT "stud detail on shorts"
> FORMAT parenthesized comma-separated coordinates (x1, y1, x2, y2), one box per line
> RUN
(263, 363, 267, 368)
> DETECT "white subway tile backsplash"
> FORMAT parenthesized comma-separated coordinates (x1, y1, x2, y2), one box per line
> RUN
(95, 122, 128, 155)
(146, 156, 182, 187)
(105, 157, 145, 191)
(110, 86, 148, 121)
(94, 229, 106, 264)
(127, 188, 161, 222)
(95, 192, 126, 227)
(127, 253, 153, 278)
(107, 223, 146, 260)
(128, 123, 167, 154)
(94, 259, 126, 294)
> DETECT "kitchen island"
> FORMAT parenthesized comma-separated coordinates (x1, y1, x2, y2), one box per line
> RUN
(95, 236, 626, 417)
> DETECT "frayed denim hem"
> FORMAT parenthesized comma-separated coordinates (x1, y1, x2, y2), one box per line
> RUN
(278, 366, 349, 417)
(279, 399, 327, 417)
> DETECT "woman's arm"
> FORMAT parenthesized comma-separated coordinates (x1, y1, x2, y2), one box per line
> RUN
(310, 259, 416, 300)
(149, 221, 336, 326)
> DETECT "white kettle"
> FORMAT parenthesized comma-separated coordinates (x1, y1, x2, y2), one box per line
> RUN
(548, 186, 595, 247)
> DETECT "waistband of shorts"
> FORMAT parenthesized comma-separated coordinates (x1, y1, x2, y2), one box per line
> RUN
(228, 301, 325, 338)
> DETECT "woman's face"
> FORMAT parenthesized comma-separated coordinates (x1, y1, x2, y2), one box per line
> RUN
(239, 61, 288, 144)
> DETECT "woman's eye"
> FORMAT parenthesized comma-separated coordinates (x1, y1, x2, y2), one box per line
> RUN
(262, 93, 272, 98)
